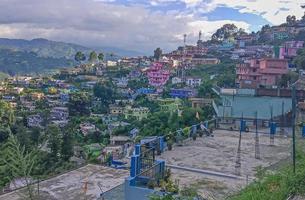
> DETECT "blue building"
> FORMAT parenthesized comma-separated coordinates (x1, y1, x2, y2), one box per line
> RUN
(137, 88, 156, 95)
(170, 88, 197, 98)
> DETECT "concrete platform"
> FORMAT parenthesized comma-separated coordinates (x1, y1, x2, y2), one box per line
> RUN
(0, 164, 128, 200)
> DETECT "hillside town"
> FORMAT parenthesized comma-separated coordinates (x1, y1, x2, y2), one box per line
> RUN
(1, 6, 305, 200)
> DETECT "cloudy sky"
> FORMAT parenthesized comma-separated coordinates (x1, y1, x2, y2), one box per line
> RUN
(0, 0, 304, 54)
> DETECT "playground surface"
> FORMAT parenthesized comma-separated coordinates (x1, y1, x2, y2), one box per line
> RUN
(158, 129, 291, 200)
(0, 164, 128, 200)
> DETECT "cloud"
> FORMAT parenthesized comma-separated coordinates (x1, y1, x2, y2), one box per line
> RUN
(0, 0, 251, 54)
(149, 0, 304, 25)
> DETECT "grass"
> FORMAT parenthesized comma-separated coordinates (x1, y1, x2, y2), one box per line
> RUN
(229, 142, 305, 200)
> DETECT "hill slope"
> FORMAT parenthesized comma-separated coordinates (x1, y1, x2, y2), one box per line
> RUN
(0, 48, 73, 75)
(0, 38, 90, 59)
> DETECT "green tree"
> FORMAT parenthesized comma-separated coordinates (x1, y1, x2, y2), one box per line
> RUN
(211, 24, 244, 42)
(61, 126, 74, 160)
(278, 71, 299, 88)
(46, 125, 62, 162)
(68, 92, 91, 116)
(154, 48, 163, 61)
(74, 51, 86, 64)
(98, 53, 104, 62)
(0, 100, 15, 126)
(293, 48, 305, 70)
(93, 83, 114, 113)
(2, 134, 39, 199)
(0, 126, 11, 143)
(88, 51, 98, 63)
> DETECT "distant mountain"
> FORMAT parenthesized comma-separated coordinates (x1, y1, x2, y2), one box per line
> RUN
(0, 38, 143, 75)
(0, 48, 73, 75)
(0, 38, 90, 59)
(0, 38, 143, 58)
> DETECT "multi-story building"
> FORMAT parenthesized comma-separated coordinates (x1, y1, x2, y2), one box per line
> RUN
(185, 77, 202, 87)
(169, 88, 197, 98)
(279, 41, 304, 59)
(158, 98, 182, 113)
(146, 62, 170, 87)
(124, 106, 150, 120)
(27, 114, 43, 128)
(190, 58, 220, 66)
(50, 107, 69, 120)
(236, 58, 289, 88)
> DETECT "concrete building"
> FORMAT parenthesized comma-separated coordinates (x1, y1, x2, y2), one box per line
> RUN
(27, 114, 43, 128)
(190, 58, 220, 66)
(189, 98, 213, 108)
(158, 98, 182, 112)
(50, 107, 69, 120)
(146, 62, 170, 87)
(185, 77, 202, 87)
(236, 58, 289, 88)
(124, 106, 150, 120)
(279, 41, 304, 59)
(170, 88, 197, 98)
(109, 105, 124, 115)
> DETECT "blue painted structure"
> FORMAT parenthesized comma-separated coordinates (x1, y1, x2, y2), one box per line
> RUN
(170, 88, 196, 98)
(240, 120, 246, 132)
(125, 138, 166, 200)
(270, 122, 277, 135)
(137, 88, 156, 95)
(303, 125, 305, 137)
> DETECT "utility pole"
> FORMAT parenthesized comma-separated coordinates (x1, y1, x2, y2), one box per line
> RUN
(270, 105, 274, 146)
(235, 113, 243, 176)
(255, 111, 260, 159)
(182, 34, 187, 80)
(292, 85, 296, 173)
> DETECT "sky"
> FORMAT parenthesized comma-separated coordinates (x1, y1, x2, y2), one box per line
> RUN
(0, 0, 304, 54)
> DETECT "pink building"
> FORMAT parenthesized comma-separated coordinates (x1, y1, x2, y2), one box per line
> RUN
(279, 41, 304, 59)
(236, 58, 289, 88)
(147, 62, 170, 87)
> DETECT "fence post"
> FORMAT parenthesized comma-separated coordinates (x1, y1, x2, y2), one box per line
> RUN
(159, 136, 165, 153)
(130, 156, 137, 178)
(135, 144, 141, 156)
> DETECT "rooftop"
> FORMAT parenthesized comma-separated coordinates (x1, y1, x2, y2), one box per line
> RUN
(0, 164, 128, 200)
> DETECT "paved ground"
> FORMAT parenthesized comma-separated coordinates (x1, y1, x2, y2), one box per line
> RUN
(0, 164, 128, 200)
(158, 129, 291, 200)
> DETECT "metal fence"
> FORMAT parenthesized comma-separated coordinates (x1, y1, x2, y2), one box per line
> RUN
(134, 162, 165, 188)
(99, 183, 125, 200)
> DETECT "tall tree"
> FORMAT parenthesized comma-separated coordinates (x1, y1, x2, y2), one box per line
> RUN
(93, 83, 114, 113)
(68, 92, 91, 116)
(0, 100, 15, 126)
(98, 53, 104, 62)
(88, 51, 98, 63)
(293, 48, 305, 70)
(74, 51, 86, 64)
(2, 134, 38, 199)
(211, 24, 242, 42)
(154, 48, 162, 61)
(46, 125, 62, 162)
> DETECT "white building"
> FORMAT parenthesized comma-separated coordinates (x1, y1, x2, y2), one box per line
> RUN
(172, 77, 183, 84)
(185, 77, 202, 87)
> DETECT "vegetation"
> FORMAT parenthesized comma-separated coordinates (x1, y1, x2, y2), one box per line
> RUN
(293, 47, 305, 70)
(0, 48, 73, 75)
(229, 144, 305, 200)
